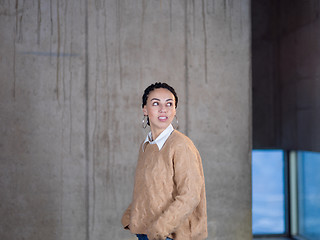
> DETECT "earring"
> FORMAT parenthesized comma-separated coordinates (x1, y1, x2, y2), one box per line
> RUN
(174, 115, 179, 129)
(142, 115, 148, 129)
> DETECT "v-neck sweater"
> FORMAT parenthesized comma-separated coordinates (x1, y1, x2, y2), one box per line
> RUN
(121, 130, 207, 240)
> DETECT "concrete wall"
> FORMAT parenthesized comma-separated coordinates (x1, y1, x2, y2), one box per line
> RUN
(280, 0, 320, 151)
(252, 0, 281, 149)
(0, 1, 251, 240)
(253, 0, 320, 152)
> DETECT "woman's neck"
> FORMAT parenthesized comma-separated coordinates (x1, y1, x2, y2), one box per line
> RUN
(151, 128, 163, 141)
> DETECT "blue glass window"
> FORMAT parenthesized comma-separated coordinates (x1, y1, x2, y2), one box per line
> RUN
(252, 150, 285, 234)
(297, 151, 320, 240)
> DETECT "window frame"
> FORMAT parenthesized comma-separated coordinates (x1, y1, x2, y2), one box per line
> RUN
(295, 151, 320, 240)
(252, 149, 291, 238)
(253, 150, 320, 240)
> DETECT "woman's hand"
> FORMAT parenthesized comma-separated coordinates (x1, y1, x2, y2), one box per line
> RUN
(146, 225, 167, 240)
(147, 234, 166, 240)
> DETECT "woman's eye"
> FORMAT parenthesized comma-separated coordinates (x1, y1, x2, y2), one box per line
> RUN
(166, 102, 173, 107)
(152, 102, 159, 106)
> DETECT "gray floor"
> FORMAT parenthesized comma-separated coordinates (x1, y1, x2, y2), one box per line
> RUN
(253, 238, 292, 240)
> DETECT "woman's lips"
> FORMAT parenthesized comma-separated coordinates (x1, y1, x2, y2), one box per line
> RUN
(158, 116, 168, 121)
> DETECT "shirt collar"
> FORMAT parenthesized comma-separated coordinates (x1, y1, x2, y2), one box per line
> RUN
(142, 124, 174, 151)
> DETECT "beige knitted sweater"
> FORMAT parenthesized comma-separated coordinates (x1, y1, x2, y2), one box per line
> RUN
(121, 130, 207, 240)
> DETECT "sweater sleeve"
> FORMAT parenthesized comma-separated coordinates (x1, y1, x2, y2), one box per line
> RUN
(121, 203, 131, 230)
(147, 144, 204, 239)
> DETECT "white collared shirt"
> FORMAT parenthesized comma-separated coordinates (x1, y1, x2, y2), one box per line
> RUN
(142, 124, 174, 151)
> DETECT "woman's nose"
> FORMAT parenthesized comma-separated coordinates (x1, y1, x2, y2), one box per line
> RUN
(159, 105, 167, 112)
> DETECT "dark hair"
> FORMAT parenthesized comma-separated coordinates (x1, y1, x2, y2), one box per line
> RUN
(142, 82, 178, 108)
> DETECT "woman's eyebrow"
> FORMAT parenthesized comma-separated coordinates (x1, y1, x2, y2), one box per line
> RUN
(150, 98, 173, 102)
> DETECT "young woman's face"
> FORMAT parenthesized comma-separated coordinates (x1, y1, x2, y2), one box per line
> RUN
(143, 88, 176, 136)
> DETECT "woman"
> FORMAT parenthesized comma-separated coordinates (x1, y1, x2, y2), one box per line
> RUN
(122, 82, 207, 240)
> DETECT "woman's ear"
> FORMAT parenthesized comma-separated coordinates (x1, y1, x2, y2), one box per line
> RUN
(143, 106, 148, 116)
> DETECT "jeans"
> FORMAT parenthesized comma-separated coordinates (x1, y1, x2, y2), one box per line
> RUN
(136, 234, 173, 240)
